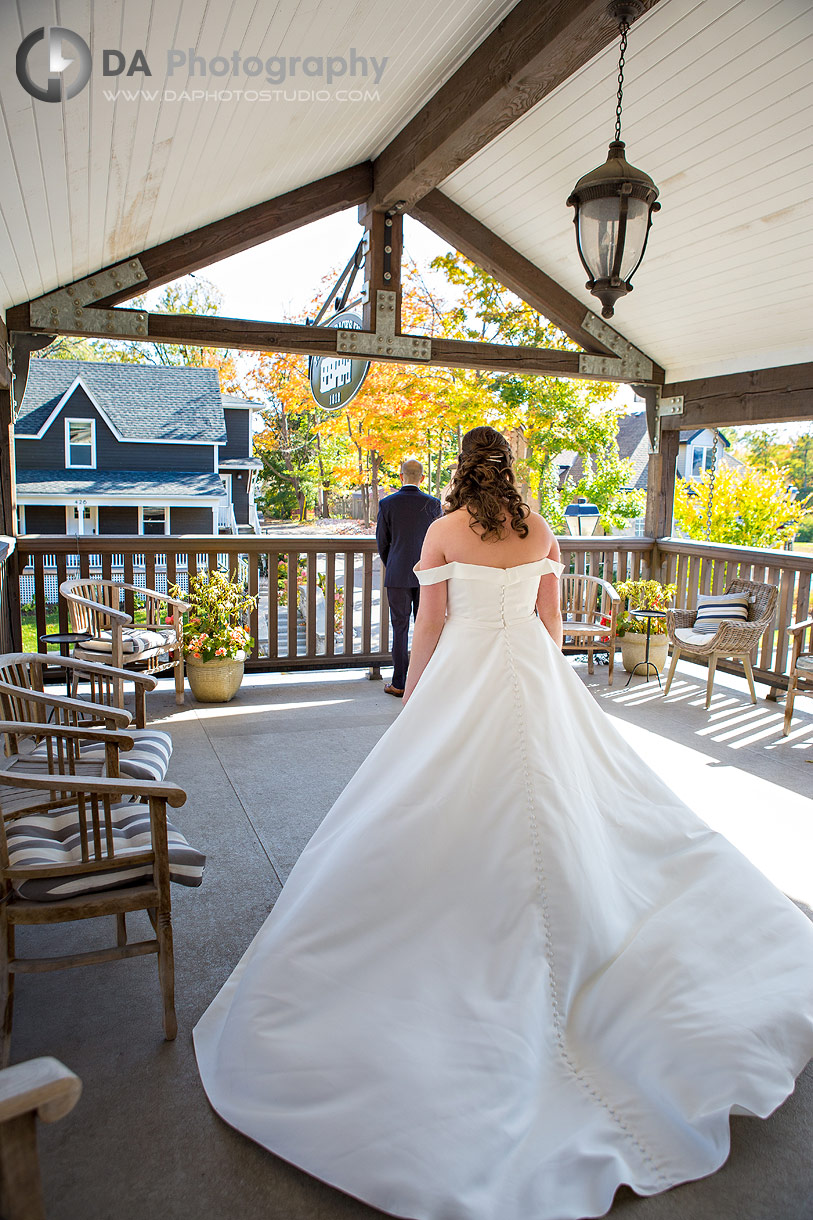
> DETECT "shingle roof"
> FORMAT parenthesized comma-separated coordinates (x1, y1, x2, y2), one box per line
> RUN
(16, 359, 227, 443)
(16, 470, 226, 499)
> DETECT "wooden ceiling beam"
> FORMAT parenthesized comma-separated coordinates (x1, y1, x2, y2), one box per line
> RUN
(5, 163, 373, 323)
(9, 307, 648, 383)
(410, 190, 664, 378)
(371, 0, 661, 210)
(661, 364, 813, 430)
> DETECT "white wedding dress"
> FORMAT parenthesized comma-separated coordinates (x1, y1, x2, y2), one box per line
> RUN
(194, 558, 813, 1220)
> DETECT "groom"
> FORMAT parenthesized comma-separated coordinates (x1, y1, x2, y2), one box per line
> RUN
(376, 460, 442, 697)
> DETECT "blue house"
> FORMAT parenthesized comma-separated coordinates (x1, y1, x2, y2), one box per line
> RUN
(14, 360, 261, 536)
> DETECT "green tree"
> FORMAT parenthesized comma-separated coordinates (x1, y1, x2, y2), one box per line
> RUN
(674, 463, 809, 548)
(787, 432, 813, 498)
(732, 428, 790, 474)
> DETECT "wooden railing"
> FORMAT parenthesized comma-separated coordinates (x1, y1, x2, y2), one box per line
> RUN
(654, 538, 813, 693)
(12, 534, 811, 691)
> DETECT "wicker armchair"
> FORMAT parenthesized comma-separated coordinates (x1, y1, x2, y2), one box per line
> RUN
(783, 617, 813, 736)
(663, 578, 779, 709)
(560, 574, 620, 685)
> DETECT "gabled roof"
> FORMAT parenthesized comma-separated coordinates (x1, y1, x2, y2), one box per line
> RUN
(679, 429, 731, 448)
(15, 360, 227, 444)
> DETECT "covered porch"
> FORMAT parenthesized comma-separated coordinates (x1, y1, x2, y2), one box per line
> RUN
(9, 659, 813, 1220)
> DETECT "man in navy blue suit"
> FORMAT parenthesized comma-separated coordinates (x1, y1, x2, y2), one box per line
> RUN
(376, 459, 443, 696)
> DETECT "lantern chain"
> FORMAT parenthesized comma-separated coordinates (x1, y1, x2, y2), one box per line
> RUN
(615, 21, 629, 143)
(704, 429, 719, 541)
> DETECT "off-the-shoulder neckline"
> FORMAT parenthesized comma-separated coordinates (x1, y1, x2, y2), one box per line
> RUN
(414, 558, 560, 574)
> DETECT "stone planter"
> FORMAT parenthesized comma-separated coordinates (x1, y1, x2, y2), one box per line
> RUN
(620, 632, 669, 675)
(185, 653, 245, 703)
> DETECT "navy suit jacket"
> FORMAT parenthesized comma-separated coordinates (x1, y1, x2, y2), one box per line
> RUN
(376, 486, 443, 588)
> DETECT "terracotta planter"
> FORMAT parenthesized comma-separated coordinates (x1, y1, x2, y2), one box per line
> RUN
(620, 632, 668, 675)
(185, 653, 245, 703)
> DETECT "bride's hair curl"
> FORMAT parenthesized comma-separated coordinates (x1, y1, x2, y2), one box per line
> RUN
(445, 426, 530, 541)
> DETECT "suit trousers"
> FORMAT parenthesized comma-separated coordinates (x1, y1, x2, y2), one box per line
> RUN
(387, 586, 420, 690)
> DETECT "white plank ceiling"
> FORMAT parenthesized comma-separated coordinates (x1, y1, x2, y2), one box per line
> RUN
(0, 0, 516, 312)
(441, 0, 813, 382)
(0, 0, 811, 382)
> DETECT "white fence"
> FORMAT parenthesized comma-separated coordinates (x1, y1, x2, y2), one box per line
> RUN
(19, 552, 249, 607)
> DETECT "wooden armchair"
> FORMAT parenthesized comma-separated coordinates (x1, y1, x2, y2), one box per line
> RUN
(663, 578, 779, 708)
(0, 653, 172, 789)
(560, 574, 620, 684)
(60, 580, 189, 708)
(783, 617, 813, 736)
(0, 1057, 81, 1220)
(0, 724, 204, 1065)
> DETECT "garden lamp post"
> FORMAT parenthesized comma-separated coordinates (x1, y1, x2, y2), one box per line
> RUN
(567, 1, 660, 318)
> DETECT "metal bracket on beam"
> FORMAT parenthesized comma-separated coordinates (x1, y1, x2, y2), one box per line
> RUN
(651, 394, 683, 453)
(29, 260, 149, 337)
(336, 291, 431, 360)
(578, 312, 654, 382)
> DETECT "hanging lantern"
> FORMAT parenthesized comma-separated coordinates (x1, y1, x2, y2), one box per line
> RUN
(567, 1, 660, 318)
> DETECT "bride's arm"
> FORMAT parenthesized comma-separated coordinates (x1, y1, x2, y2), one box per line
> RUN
(402, 524, 448, 705)
(536, 535, 563, 649)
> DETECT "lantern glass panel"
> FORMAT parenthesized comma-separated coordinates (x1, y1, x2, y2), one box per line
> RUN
(578, 195, 649, 281)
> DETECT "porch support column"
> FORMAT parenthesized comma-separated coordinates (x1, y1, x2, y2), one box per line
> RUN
(359, 204, 403, 335)
(645, 427, 679, 541)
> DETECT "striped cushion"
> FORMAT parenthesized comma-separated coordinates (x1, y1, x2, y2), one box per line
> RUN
(6, 802, 205, 901)
(796, 656, 813, 673)
(693, 592, 752, 634)
(78, 627, 176, 656)
(30, 729, 172, 783)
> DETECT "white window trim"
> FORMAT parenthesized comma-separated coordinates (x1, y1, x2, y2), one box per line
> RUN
(138, 506, 170, 535)
(64, 417, 96, 469)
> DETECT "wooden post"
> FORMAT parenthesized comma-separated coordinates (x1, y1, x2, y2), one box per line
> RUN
(358, 205, 403, 335)
(0, 321, 22, 652)
(645, 428, 679, 540)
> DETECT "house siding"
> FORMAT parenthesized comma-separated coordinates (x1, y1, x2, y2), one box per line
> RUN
(222, 408, 250, 460)
(23, 505, 66, 533)
(99, 507, 139, 534)
(15, 386, 215, 472)
(171, 507, 213, 534)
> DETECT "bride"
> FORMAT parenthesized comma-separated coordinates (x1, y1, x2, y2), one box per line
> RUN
(195, 426, 813, 1220)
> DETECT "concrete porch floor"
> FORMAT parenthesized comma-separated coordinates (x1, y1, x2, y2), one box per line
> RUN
(11, 657, 813, 1220)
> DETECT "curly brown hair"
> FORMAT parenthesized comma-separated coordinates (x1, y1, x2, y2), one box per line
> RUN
(445, 426, 530, 540)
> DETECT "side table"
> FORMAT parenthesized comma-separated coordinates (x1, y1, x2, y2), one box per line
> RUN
(38, 632, 92, 697)
(623, 610, 666, 688)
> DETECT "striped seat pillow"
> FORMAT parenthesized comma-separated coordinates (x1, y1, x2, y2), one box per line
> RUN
(6, 802, 205, 901)
(693, 592, 753, 634)
(31, 728, 172, 783)
(78, 627, 176, 656)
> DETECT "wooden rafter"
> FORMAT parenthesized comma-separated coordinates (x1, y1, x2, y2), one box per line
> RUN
(661, 364, 813, 430)
(410, 190, 664, 378)
(371, 0, 662, 210)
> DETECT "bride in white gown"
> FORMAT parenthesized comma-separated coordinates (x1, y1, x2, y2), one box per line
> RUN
(194, 426, 813, 1220)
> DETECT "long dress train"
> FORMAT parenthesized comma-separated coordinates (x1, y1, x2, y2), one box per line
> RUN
(194, 558, 813, 1220)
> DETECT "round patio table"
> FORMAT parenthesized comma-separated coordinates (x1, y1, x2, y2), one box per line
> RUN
(38, 631, 92, 696)
(623, 609, 666, 688)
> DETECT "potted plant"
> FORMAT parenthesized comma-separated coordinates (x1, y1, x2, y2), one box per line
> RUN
(171, 569, 256, 703)
(614, 578, 676, 675)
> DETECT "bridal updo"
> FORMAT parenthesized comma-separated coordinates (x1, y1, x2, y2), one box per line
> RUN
(445, 426, 530, 541)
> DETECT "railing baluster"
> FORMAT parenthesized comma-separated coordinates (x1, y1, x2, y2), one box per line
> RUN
(267, 551, 279, 660)
(248, 551, 260, 663)
(287, 551, 298, 658)
(325, 551, 336, 658)
(362, 551, 373, 655)
(306, 552, 317, 658)
(343, 551, 355, 655)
